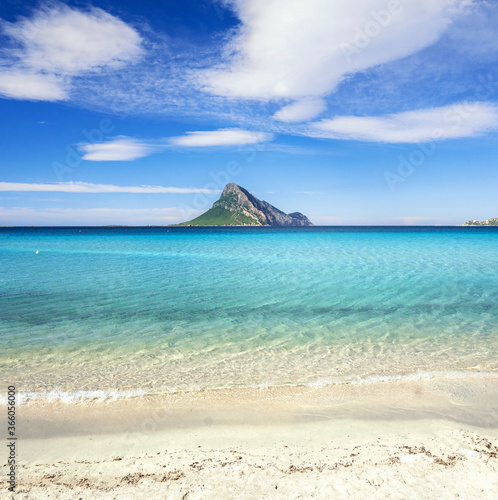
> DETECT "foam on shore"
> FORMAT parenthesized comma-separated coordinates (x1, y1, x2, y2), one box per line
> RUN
(4, 369, 498, 405)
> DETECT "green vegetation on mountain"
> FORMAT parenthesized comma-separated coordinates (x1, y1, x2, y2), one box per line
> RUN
(179, 205, 260, 226)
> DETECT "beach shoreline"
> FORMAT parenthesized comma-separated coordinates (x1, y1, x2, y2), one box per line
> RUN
(4, 376, 498, 498)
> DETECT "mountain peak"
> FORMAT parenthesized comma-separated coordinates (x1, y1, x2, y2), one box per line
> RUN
(221, 183, 242, 196)
(179, 184, 313, 226)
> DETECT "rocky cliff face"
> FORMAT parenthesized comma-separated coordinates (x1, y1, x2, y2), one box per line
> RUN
(180, 183, 314, 226)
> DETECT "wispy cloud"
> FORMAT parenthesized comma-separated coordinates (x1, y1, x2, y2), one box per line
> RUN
(0, 207, 202, 226)
(12, 0, 474, 126)
(1, 0, 495, 151)
(0, 182, 220, 194)
(310, 102, 498, 143)
(0, 1, 143, 101)
(247, 143, 324, 155)
(76, 130, 274, 161)
(169, 128, 273, 147)
(272, 98, 326, 123)
(79, 137, 160, 161)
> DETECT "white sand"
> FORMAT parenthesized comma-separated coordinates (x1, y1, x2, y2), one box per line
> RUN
(3, 377, 498, 499)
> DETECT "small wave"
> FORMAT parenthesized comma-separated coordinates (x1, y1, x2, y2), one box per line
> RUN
(2, 371, 498, 404)
(305, 370, 498, 388)
(0, 389, 147, 405)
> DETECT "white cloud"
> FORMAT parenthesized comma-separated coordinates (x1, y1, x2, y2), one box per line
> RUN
(169, 128, 273, 147)
(273, 98, 326, 122)
(3, 3, 143, 74)
(0, 2, 143, 101)
(79, 137, 159, 161)
(0, 207, 202, 226)
(202, 0, 471, 106)
(78, 131, 273, 158)
(0, 70, 68, 101)
(311, 102, 498, 143)
(0, 182, 220, 194)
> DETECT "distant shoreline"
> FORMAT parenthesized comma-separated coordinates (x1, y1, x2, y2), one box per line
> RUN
(2, 224, 498, 228)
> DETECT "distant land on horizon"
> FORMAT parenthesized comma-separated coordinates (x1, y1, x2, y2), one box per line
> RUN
(2, 210, 498, 228)
(176, 183, 314, 227)
(461, 218, 498, 226)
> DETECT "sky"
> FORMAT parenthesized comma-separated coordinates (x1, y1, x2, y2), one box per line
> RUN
(0, 0, 497, 226)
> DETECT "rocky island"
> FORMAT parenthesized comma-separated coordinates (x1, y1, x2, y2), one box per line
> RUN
(178, 183, 313, 226)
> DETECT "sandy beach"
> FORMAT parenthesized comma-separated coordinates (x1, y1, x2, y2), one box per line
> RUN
(4, 376, 498, 499)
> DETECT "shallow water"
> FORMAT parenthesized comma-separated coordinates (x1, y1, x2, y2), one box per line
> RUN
(1, 226, 497, 402)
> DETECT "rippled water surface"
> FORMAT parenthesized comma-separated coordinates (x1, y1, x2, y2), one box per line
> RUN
(1, 226, 497, 401)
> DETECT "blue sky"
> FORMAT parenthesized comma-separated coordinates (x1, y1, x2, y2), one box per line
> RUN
(0, 0, 497, 225)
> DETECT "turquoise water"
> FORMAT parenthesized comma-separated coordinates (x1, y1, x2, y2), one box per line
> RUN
(1, 227, 497, 401)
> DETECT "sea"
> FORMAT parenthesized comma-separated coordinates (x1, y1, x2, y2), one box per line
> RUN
(1, 226, 497, 404)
